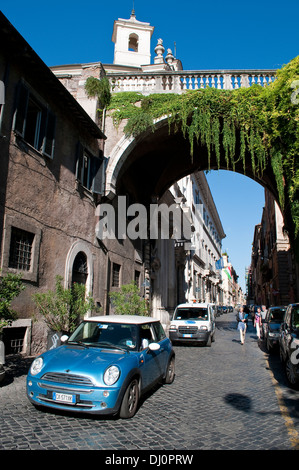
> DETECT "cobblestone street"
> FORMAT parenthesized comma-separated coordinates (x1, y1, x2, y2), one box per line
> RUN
(1, 311, 299, 452)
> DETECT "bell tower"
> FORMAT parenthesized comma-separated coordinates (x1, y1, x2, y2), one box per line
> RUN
(112, 10, 154, 67)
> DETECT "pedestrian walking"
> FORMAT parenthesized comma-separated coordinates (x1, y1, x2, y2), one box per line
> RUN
(237, 306, 248, 345)
(254, 307, 262, 340)
(261, 305, 268, 321)
(260, 305, 268, 339)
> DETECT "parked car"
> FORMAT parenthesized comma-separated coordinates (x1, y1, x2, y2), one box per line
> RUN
(27, 315, 175, 418)
(0, 364, 5, 384)
(263, 306, 287, 352)
(216, 306, 223, 316)
(279, 303, 299, 387)
(169, 302, 215, 346)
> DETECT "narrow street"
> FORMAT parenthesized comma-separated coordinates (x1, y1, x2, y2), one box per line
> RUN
(0, 309, 298, 452)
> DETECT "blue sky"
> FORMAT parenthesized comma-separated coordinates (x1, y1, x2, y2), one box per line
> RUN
(1, 0, 298, 293)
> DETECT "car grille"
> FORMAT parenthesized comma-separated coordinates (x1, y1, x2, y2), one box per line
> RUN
(178, 326, 198, 335)
(42, 372, 94, 387)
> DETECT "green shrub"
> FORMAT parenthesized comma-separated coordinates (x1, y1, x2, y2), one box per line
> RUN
(0, 272, 25, 332)
(33, 276, 95, 334)
(109, 281, 149, 316)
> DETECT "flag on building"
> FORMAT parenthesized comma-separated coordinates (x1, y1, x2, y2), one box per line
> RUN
(224, 266, 232, 280)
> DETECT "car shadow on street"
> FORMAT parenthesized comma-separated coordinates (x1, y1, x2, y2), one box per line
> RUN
(1, 354, 34, 387)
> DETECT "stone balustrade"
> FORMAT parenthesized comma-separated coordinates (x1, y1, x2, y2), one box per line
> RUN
(107, 70, 276, 94)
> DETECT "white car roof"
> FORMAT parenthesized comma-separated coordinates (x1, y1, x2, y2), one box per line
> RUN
(86, 315, 159, 325)
(175, 303, 210, 308)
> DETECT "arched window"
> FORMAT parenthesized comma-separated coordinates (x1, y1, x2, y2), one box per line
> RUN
(128, 33, 138, 52)
(72, 251, 88, 285)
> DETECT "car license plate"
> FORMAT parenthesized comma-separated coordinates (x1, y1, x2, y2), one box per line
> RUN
(183, 334, 192, 338)
(53, 392, 75, 404)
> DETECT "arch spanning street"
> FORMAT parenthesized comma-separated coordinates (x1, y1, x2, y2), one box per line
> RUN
(106, 116, 280, 205)
(103, 100, 294, 257)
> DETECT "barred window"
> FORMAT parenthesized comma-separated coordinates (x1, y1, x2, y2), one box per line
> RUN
(9, 227, 34, 271)
(112, 263, 121, 287)
(134, 270, 141, 288)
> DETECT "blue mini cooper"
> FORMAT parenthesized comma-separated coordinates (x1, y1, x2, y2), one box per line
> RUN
(27, 315, 175, 418)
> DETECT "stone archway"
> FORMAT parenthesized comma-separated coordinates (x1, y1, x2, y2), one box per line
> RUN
(105, 118, 284, 224)
(104, 57, 299, 258)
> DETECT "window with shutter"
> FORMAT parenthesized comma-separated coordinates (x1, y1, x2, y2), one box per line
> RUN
(13, 82, 56, 159)
(76, 143, 107, 195)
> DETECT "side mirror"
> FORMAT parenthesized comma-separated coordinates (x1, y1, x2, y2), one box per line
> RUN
(148, 342, 160, 352)
(60, 335, 69, 343)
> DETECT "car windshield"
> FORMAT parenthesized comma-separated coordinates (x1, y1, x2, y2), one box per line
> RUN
(269, 309, 286, 322)
(67, 321, 139, 351)
(174, 308, 208, 321)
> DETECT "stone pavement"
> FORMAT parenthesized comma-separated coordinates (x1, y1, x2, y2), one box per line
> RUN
(0, 310, 299, 451)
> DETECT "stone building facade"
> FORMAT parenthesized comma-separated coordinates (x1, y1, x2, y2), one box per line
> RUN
(250, 189, 298, 306)
(0, 13, 145, 354)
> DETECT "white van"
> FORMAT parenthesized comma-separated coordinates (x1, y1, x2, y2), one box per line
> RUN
(169, 303, 216, 346)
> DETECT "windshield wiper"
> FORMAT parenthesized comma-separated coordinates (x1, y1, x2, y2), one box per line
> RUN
(67, 340, 90, 349)
(97, 342, 128, 353)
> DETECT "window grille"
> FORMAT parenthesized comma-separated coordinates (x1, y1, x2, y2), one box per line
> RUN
(10, 338, 24, 354)
(9, 227, 34, 271)
(112, 263, 121, 287)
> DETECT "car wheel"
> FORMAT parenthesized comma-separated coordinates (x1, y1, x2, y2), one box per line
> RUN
(285, 358, 299, 387)
(119, 378, 139, 419)
(206, 335, 212, 347)
(164, 356, 175, 384)
(266, 337, 271, 352)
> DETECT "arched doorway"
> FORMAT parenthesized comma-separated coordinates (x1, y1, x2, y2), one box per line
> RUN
(65, 241, 94, 314)
(72, 251, 88, 286)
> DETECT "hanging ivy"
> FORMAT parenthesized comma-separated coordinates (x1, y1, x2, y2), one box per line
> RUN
(85, 76, 112, 111)
(106, 56, 299, 252)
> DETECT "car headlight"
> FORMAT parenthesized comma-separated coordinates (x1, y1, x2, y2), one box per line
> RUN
(169, 324, 177, 330)
(200, 326, 208, 330)
(30, 357, 44, 375)
(103, 365, 120, 386)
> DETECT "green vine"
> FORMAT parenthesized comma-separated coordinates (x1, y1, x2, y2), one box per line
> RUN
(85, 76, 111, 110)
(106, 56, 299, 253)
